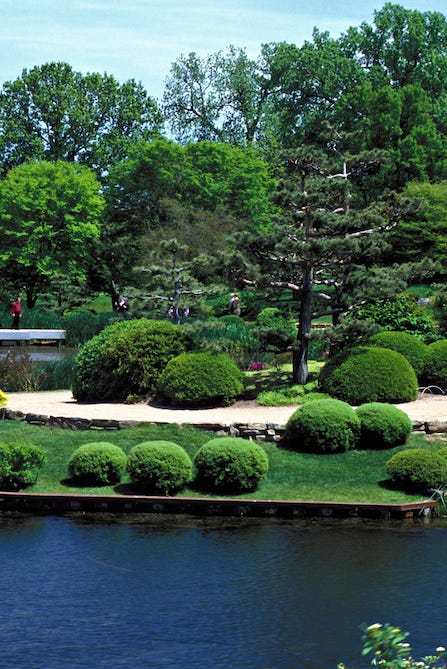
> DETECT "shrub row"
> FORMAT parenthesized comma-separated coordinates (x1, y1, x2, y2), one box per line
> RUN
(0, 437, 269, 495)
(282, 399, 412, 454)
(68, 437, 269, 495)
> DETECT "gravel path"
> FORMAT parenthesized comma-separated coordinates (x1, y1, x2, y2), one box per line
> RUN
(4, 390, 447, 425)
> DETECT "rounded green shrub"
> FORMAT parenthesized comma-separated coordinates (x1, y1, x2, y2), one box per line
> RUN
(126, 441, 193, 495)
(194, 437, 269, 493)
(369, 330, 427, 376)
(386, 449, 447, 492)
(72, 319, 187, 402)
(282, 399, 360, 453)
(68, 442, 127, 485)
(157, 351, 244, 407)
(319, 346, 418, 404)
(355, 403, 413, 449)
(0, 442, 45, 490)
(421, 339, 447, 391)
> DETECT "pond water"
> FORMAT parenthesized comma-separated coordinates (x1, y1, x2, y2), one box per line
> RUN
(0, 345, 72, 362)
(1, 513, 446, 669)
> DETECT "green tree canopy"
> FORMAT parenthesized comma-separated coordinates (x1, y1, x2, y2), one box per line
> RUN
(0, 160, 105, 307)
(100, 138, 276, 290)
(386, 180, 447, 265)
(0, 61, 163, 176)
(162, 46, 274, 146)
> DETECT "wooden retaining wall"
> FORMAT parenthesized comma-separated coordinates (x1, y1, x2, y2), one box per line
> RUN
(0, 491, 437, 521)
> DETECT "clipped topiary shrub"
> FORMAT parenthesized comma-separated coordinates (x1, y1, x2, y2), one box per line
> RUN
(370, 330, 427, 376)
(282, 399, 360, 453)
(420, 339, 447, 391)
(355, 403, 413, 449)
(157, 351, 244, 407)
(194, 437, 269, 493)
(386, 449, 447, 492)
(0, 442, 45, 490)
(126, 441, 193, 495)
(68, 442, 127, 485)
(319, 346, 418, 405)
(72, 319, 187, 402)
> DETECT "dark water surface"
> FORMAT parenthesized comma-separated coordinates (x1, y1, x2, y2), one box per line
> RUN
(1, 513, 446, 669)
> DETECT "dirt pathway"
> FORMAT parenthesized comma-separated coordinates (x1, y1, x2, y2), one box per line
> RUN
(4, 390, 447, 425)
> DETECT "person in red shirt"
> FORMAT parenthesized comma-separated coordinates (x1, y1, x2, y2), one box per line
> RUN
(10, 296, 22, 329)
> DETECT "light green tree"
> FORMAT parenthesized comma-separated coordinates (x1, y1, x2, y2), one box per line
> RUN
(0, 160, 105, 307)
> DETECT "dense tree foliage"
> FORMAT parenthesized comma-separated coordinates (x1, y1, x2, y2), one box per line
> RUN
(100, 137, 276, 292)
(0, 2, 446, 365)
(0, 62, 163, 176)
(0, 161, 104, 307)
(162, 46, 274, 146)
(224, 142, 425, 382)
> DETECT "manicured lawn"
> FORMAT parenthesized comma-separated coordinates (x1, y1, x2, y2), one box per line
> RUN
(0, 420, 439, 503)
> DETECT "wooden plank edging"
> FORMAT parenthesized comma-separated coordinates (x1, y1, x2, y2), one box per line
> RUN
(0, 491, 437, 520)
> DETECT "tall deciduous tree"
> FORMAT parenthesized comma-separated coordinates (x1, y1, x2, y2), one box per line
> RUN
(0, 62, 163, 176)
(162, 46, 274, 146)
(0, 161, 105, 307)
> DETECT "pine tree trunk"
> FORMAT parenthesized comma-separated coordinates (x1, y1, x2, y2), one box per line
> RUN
(293, 266, 314, 384)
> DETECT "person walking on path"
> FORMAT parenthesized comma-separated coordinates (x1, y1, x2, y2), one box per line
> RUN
(10, 296, 22, 329)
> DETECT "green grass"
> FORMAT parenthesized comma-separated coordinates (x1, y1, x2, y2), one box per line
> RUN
(0, 420, 438, 504)
(243, 361, 324, 400)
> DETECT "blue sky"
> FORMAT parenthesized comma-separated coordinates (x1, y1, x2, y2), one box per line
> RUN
(1, 0, 446, 100)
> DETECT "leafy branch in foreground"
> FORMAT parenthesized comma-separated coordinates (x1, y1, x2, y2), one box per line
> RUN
(338, 623, 446, 669)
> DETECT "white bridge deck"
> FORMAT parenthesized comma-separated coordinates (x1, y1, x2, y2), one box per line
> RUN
(0, 329, 66, 343)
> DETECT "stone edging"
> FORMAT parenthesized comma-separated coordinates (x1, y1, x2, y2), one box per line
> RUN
(2, 408, 447, 439)
(1, 407, 286, 441)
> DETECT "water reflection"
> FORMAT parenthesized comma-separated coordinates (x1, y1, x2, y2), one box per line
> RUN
(0, 513, 445, 669)
(0, 345, 72, 361)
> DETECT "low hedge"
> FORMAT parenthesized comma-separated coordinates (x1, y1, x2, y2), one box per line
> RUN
(194, 437, 269, 493)
(355, 403, 413, 449)
(282, 399, 360, 454)
(319, 346, 418, 404)
(126, 441, 193, 495)
(157, 351, 244, 407)
(68, 442, 127, 485)
(386, 448, 447, 492)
